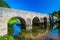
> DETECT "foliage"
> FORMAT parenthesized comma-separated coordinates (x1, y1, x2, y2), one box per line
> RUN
(8, 26, 14, 35)
(8, 18, 20, 35)
(52, 12, 58, 17)
(0, 35, 14, 40)
(8, 18, 20, 27)
(8, 18, 19, 24)
(52, 11, 60, 18)
(0, 0, 10, 8)
(52, 10, 60, 30)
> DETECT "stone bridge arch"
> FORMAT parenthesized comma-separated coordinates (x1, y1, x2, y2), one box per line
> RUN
(7, 16, 26, 29)
(32, 16, 40, 26)
(7, 16, 26, 36)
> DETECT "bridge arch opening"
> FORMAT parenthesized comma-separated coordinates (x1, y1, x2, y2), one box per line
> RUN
(32, 17, 40, 36)
(43, 17, 47, 29)
(32, 17, 40, 26)
(7, 17, 26, 37)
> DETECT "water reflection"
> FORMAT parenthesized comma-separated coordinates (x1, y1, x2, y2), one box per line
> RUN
(9, 22, 58, 40)
(8, 24, 58, 40)
(25, 27, 58, 40)
(8, 22, 58, 40)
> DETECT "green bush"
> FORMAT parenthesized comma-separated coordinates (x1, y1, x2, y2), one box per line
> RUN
(0, 35, 14, 40)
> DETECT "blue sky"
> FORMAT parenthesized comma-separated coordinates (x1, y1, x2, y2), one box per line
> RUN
(5, 0, 60, 14)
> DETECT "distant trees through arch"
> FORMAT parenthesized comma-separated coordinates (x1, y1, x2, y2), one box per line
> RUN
(7, 17, 26, 36)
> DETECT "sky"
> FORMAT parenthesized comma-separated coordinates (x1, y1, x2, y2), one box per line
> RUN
(5, 0, 60, 14)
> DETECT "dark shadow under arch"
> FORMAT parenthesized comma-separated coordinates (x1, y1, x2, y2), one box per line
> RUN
(44, 17, 47, 26)
(15, 17, 26, 29)
(32, 17, 40, 26)
(43, 17, 47, 29)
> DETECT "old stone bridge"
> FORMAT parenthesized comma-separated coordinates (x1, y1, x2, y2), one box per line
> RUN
(0, 7, 56, 36)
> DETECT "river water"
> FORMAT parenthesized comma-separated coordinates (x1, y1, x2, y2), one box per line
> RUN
(11, 22, 58, 40)
(44, 29, 58, 40)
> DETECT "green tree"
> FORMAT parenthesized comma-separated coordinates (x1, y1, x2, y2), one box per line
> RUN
(0, 35, 14, 40)
(0, 0, 10, 8)
(53, 11, 60, 40)
(52, 12, 58, 17)
(57, 11, 60, 40)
